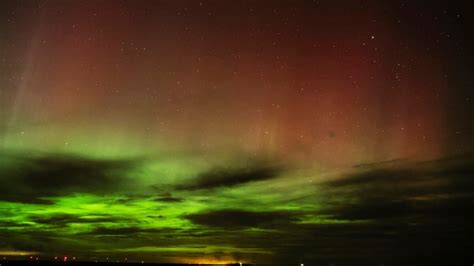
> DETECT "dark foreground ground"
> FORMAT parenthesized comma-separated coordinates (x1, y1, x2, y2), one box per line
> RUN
(0, 258, 473, 266)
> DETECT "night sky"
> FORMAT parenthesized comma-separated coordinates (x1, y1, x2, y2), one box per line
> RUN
(0, 0, 473, 264)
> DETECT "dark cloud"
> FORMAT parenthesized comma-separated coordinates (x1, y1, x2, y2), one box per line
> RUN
(154, 192, 183, 203)
(0, 151, 137, 204)
(30, 214, 122, 227)
(329, 199, 413, 220)
(88, 227, 151, 236)
(321, 154, 474, 222)
(81, 226, 176, 237)
(177, 164, 283, 191)
(185, 209, 298, 229)
(113, 194, 151, 204)
(263, 221, 474, 265)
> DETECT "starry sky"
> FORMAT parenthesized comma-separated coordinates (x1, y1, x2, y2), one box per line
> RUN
(0, 0, 473, 264)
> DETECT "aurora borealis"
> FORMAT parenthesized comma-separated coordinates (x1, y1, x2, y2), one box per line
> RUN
(0, 0, 473, 264)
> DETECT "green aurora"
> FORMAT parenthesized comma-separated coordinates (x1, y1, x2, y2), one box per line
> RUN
(1, 149, 473, 263)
